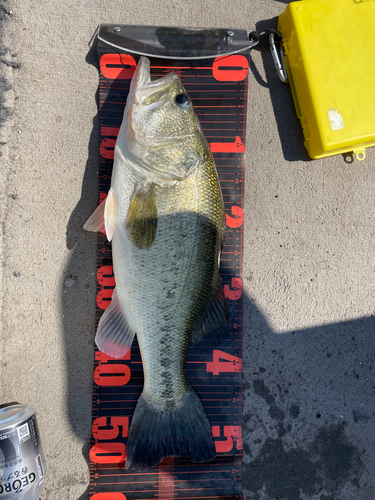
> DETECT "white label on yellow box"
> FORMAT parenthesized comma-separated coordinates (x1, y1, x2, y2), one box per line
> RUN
(328, 108, 344, 131)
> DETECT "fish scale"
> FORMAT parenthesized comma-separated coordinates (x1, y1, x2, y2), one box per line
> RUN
(118, 168, 221, 405)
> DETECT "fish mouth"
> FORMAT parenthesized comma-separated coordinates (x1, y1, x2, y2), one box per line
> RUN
(131, 56, 179, 107)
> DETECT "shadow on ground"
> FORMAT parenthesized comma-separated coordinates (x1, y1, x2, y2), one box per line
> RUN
(248, 17, 310, 163)
(61, 40, 100, 500)
(241, 293, 373, 500)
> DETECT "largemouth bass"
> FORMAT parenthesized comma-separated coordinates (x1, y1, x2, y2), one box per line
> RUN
(84, 57, 228, 471)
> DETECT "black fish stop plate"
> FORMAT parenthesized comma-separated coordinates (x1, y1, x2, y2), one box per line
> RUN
(89, 24, 250, 500)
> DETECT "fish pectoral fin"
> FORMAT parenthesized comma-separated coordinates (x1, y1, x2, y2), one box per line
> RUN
(95, 287, 136, 359)
(83, 199, 106, 233)
(191, 274, 229, 346)
(83, 189, 116, 242)
(125, 182, 157, 249)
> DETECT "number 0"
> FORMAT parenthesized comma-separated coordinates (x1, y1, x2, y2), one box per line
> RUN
(90, 442, 126, 464)
(212, 55, 248, 82)
(100, 53, 136, 80)
(94, 364, 131, 386)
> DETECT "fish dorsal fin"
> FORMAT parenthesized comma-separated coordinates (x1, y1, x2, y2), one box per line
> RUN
(125, 182, 157, 249)
(83, 188, 116, 242)
(95, 287, 136, 359)
(191, 274, 229, 346)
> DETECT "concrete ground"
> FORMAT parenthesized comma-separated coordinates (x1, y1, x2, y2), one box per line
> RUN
(1, 0, 374, 499)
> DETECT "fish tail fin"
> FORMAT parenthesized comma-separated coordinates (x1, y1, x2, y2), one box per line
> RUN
(125, 386, 216, 472)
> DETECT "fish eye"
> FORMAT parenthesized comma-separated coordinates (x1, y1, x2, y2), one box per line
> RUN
(175, 93, 190, 106)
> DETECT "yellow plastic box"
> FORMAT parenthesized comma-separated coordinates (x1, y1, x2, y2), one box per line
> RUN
(278, 0, 375, 160)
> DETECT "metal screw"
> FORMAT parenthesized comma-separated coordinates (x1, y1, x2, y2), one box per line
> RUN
(227, 30, 234, 37)
(114, 27, 121, 33)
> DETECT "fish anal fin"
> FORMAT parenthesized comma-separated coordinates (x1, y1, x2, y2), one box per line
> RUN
(125, 183, 157, 249)
(191, 275, 229, 346)
(95, 287, 136, 359)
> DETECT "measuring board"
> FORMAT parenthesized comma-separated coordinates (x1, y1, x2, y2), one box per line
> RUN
(89, 25, 249, 500)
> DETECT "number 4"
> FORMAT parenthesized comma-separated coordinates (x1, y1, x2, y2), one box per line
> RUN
(207, 350, 242, 375)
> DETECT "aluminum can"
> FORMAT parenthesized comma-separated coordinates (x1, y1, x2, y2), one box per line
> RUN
(0, 403, 46, 499)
